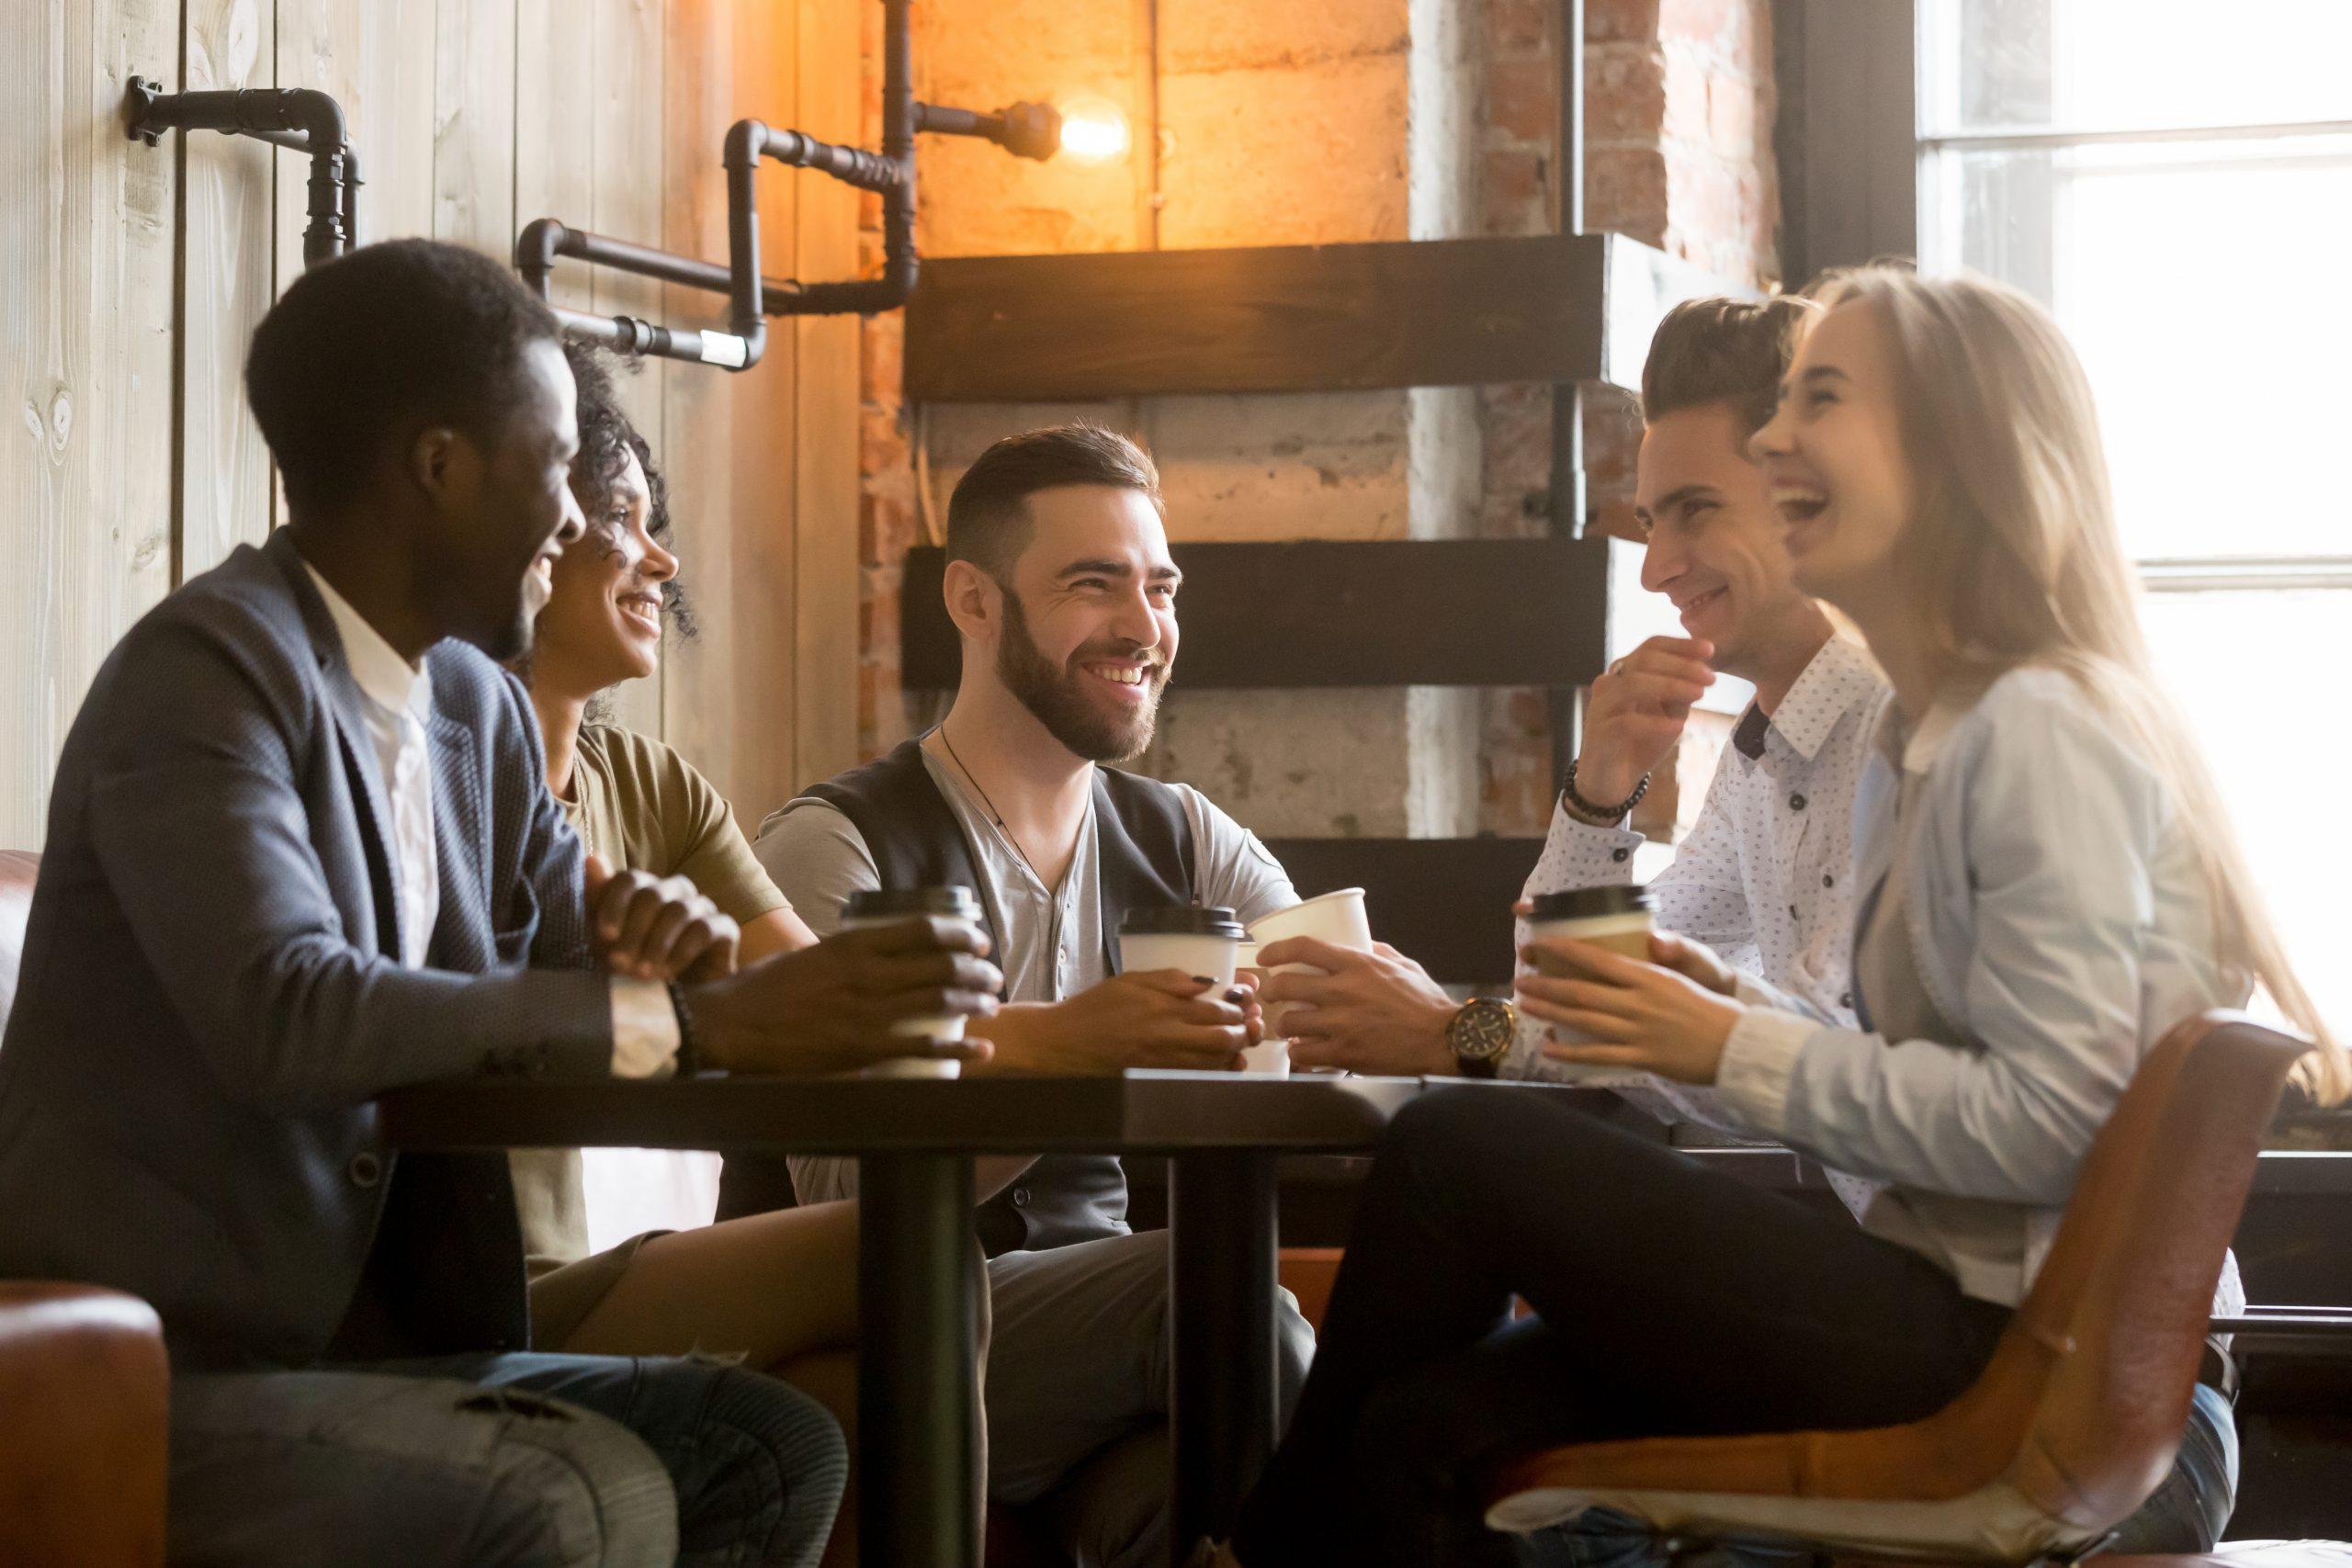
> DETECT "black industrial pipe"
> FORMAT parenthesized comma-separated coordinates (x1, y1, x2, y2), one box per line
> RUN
(514, 0, 1060, 370)
(125, 79, 357, 270)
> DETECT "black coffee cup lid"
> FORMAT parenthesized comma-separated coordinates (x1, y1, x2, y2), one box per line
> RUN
(844, 886, 982, 919)
(1526, 886, 1652, 923)
(1119, 905, 1247, 938)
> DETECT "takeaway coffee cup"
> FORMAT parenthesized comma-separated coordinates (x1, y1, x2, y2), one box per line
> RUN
(1521, 886, 1655, 1081)
(1118, 905, 1248, 987)
(840, 886, 986, 1078)
(1118, 907, 1288, 1075)
(1248, 888, 1374, 1054)
(1523, 885, 1656, 970)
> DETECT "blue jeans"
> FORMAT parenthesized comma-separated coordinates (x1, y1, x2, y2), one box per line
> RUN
(167, 1351, 847, 1568)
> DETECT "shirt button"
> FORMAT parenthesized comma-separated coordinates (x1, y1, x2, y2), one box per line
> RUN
(1822, 874, 1835, 888)
(1839, 991, 1855, 1010)
(1789, 793, 1808, 812)
(347, 1152, 384, 1189)
(1011, 1187, 1032, 1208)
(1610, 848, 1630, 863)
(1787, 905, 1800, 920)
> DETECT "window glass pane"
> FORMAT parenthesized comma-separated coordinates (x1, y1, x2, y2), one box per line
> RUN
(1921, 0, 2352, 134)
(2140, 589, 2352, 1035)
(1922, 133, 2352, 560)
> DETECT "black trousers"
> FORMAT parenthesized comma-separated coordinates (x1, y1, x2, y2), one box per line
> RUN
(1230, 1087, 2013, 1567)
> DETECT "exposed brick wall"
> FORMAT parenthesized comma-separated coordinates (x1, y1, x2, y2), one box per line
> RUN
(1476, 0, 1781, 837)
(853, 0, 1781, 850)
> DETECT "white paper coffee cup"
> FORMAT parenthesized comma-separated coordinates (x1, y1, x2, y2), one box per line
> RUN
(1117, 906, 1247, 987)
(1249, 888, 1374, 1039)
(841, 886, 985, 1078)
(1239, 1039, 1290, 1076)
(1247, 887, 1373, 952)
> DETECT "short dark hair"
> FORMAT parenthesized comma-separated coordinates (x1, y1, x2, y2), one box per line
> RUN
(1640, 294, 1820, 438)
(560, 340, 696, 640)
(945, 424, 1164, 581)
(246, 238, 562, 516)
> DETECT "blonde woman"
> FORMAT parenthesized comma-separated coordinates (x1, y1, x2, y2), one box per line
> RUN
(1205, 269, 2343, 1568)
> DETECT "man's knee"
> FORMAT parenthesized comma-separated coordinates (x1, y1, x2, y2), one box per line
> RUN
(468, 1384, 682, 1568)
(671, 1360, 849, 1568)
(167, 1371, 678, 1568)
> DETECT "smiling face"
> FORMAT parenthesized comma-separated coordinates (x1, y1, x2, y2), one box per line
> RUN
(982, 482, 1180, 763)
(415, 337, 585, 660)
(1748, 299, 1919, 619)
(1633, 401, 1817, 682)
(533, 445, 678, 694)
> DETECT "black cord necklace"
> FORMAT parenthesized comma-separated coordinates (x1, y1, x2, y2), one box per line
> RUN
(934, 721, 1045, 887)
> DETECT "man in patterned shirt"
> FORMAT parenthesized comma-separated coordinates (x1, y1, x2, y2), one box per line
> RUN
(1255, 294, 1882, 1081)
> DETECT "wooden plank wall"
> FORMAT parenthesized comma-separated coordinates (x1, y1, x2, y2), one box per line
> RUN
(0, 0, 862, 848)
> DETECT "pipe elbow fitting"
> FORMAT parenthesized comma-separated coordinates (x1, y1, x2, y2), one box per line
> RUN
(277, 88, 348, 152)
(724, 118, 770, 170)
(514, 219, 568, 297)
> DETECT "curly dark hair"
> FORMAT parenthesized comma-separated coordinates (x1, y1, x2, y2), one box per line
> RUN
(562, 340, 698, 640)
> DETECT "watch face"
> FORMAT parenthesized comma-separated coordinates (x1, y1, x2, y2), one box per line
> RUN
(1453, 998, 1514, 1060)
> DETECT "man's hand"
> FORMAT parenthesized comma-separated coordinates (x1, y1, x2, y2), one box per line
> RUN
(1257, 937, 1458, 1077)
(684, 916, 1002, 1076)
(586, 852, 739, 982)
(1647, 930, 1741, 998)
(1573, 636, 1716, 808)
(1515, 934, 1744, 1084)
(978, 973, 1250, 1075)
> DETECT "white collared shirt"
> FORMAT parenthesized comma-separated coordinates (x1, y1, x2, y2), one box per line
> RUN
(304, 564, 439, 969)
(1505, 635, 1890, 1102)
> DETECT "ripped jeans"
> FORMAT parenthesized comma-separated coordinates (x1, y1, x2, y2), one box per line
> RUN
(166, 1351, 846, 1568)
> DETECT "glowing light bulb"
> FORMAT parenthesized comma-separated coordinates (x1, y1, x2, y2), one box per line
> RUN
(1056, 96, 1131, 164)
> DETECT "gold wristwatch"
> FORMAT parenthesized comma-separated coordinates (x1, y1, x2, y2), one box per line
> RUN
(1445, 997, 1517, 1078)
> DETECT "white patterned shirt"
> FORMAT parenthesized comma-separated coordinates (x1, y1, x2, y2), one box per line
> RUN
(1504, 636, 1891, 1146)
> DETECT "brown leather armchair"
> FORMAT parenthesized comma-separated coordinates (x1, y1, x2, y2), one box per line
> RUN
(1485, 1010, 2309, 1564)
(0, 850, 169, 1568)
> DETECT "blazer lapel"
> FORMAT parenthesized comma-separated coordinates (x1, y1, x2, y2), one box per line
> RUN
(268, 534, 405, 960)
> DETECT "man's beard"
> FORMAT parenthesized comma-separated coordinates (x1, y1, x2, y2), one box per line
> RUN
(996, 591, 1165, 764)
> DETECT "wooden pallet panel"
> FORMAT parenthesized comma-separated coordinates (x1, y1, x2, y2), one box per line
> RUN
(899, 538, 1611, 692)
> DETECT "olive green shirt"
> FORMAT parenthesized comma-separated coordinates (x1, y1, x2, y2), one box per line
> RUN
(513, 723, 792, 1279)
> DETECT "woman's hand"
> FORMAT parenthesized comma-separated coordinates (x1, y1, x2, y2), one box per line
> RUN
(1514, 935, 1746, 1084)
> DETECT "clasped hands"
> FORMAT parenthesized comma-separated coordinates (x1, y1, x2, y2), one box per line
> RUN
(583, 854, 1004, 1076)
(1515, 917, 1745, 1084)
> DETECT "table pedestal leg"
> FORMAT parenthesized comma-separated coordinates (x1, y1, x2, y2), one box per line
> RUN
(1169, 1148, 1281, 1562)
(858, 1151, 981, 1568)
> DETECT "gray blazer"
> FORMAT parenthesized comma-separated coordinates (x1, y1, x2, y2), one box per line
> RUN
(0, 530, 614, 1370)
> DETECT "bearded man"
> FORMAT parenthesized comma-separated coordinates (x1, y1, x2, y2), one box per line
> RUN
(741, 424, 1315, 1568)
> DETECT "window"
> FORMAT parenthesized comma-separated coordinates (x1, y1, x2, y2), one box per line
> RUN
(1916, 0, 2352, 1031)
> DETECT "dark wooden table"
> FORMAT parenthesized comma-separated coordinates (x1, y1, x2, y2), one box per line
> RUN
(378, 1069, 1551, 1568)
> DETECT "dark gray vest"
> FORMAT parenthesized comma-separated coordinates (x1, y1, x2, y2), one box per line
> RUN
(718, 739, 1197, 1257)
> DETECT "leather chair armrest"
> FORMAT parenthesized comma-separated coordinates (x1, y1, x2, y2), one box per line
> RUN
(0, 1281, 169, 1568)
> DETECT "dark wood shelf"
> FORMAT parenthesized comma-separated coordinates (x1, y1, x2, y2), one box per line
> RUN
(905, 232, 1738, 402)
(899, 537, 1611, 692)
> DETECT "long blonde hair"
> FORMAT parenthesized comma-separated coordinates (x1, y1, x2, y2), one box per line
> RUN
(1812, 265, 2345, 1105)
